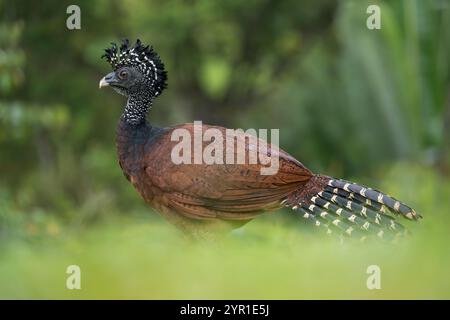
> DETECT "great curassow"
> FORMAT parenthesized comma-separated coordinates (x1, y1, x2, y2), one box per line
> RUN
(99, 39, 421, 241)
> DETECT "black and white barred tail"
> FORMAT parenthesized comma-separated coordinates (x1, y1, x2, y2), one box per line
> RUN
(283, 175, 421, 241)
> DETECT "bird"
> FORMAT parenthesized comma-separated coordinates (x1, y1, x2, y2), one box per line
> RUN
(99, 39, 421, 241)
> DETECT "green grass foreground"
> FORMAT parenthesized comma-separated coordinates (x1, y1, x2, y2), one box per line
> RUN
(1, 164, 449, 299)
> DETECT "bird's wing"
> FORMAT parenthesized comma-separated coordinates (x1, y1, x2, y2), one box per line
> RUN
(144, 124, 312, 220)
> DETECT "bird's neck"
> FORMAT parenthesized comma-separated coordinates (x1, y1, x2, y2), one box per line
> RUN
(116, 93, 153, 168)
(116, 99, 166, 176)
(122, 93, 153, 125)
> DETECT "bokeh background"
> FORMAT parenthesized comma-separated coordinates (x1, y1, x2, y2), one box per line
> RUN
(1, 0, 450, 299)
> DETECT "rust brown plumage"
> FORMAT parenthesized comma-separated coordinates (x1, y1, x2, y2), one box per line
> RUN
(100, 39, 421, 241)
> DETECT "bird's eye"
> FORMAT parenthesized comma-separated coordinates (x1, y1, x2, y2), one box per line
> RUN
(119, 70, 128, 79)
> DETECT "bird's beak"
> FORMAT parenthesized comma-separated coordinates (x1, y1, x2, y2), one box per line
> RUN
(99, 71, 118, 89)
(99, 77, 109, 88)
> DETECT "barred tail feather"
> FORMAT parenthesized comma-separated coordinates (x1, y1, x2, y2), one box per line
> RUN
(327, 179, 421, 220)
(299, 203, 369, 240)
(318, 191, 405, 232)
(285, 175, 420, 241)
(297, 207, 334, 235)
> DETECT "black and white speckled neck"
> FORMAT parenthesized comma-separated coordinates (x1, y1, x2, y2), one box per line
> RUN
(123, 92, 153, 125)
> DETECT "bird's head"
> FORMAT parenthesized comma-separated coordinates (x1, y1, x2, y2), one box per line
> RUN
(99, 39, 167, 98)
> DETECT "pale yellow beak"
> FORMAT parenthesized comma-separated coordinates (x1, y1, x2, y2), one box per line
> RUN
(99, 77, 109, 89)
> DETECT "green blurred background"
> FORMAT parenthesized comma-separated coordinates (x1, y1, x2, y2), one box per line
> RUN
(1, 0, 450, 299)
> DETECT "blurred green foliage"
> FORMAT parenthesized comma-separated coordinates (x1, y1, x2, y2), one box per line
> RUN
(0, 0, 450, 298)
(1, 164, 449, 299)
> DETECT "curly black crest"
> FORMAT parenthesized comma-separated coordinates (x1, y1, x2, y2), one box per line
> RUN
(102, 39, 168, 96)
